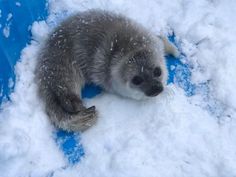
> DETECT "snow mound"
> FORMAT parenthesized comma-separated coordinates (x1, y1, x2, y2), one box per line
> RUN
(1, 0, 236, 176)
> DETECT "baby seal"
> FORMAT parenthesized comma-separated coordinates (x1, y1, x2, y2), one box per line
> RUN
(35, 9, 178, 132)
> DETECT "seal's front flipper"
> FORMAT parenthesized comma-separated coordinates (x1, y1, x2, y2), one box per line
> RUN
(159, 35, 180, 58)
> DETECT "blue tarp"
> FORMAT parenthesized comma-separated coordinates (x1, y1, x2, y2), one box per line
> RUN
(0, 0, 48, 103)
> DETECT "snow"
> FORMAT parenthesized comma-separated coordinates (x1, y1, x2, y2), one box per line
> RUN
(6, 13, 13, 21)
(8, 78, 14, 89)
(2, 13, 13, 38)
(15, 2, 21, 7)
(1, 0, 236, 176)
(3, 24, 10, 38)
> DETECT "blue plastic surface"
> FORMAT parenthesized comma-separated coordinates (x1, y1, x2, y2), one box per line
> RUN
(166, 34, 195, 96)
(0, 1, 196, 166)
(0, 0, 48, 104)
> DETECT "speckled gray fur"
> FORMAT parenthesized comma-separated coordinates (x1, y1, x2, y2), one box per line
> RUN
(35, 9, 178, 132)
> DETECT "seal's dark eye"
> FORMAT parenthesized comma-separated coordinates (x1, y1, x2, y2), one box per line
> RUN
(132, 76, 143, 85)
(153, 67, 162, 77)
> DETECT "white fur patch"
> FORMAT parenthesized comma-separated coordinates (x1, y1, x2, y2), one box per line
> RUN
(110, 63, 148, 100)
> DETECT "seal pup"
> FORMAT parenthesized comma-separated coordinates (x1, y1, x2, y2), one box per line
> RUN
(35, 9, 179, 132)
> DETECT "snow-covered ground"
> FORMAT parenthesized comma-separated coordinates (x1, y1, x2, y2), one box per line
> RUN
(1, 0, 236, 176)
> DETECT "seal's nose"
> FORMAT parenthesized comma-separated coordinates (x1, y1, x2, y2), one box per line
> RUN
(146, 82, 163, 97)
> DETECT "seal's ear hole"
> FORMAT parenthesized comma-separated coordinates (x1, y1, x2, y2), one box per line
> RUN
(153, 67, 162, 77)
(132, 75, 144, 85)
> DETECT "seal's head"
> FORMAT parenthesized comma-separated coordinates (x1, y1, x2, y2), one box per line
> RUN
(111, 48, 168, 100)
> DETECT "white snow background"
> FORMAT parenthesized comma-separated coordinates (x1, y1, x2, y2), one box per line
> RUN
(1, 0, 236, 176)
